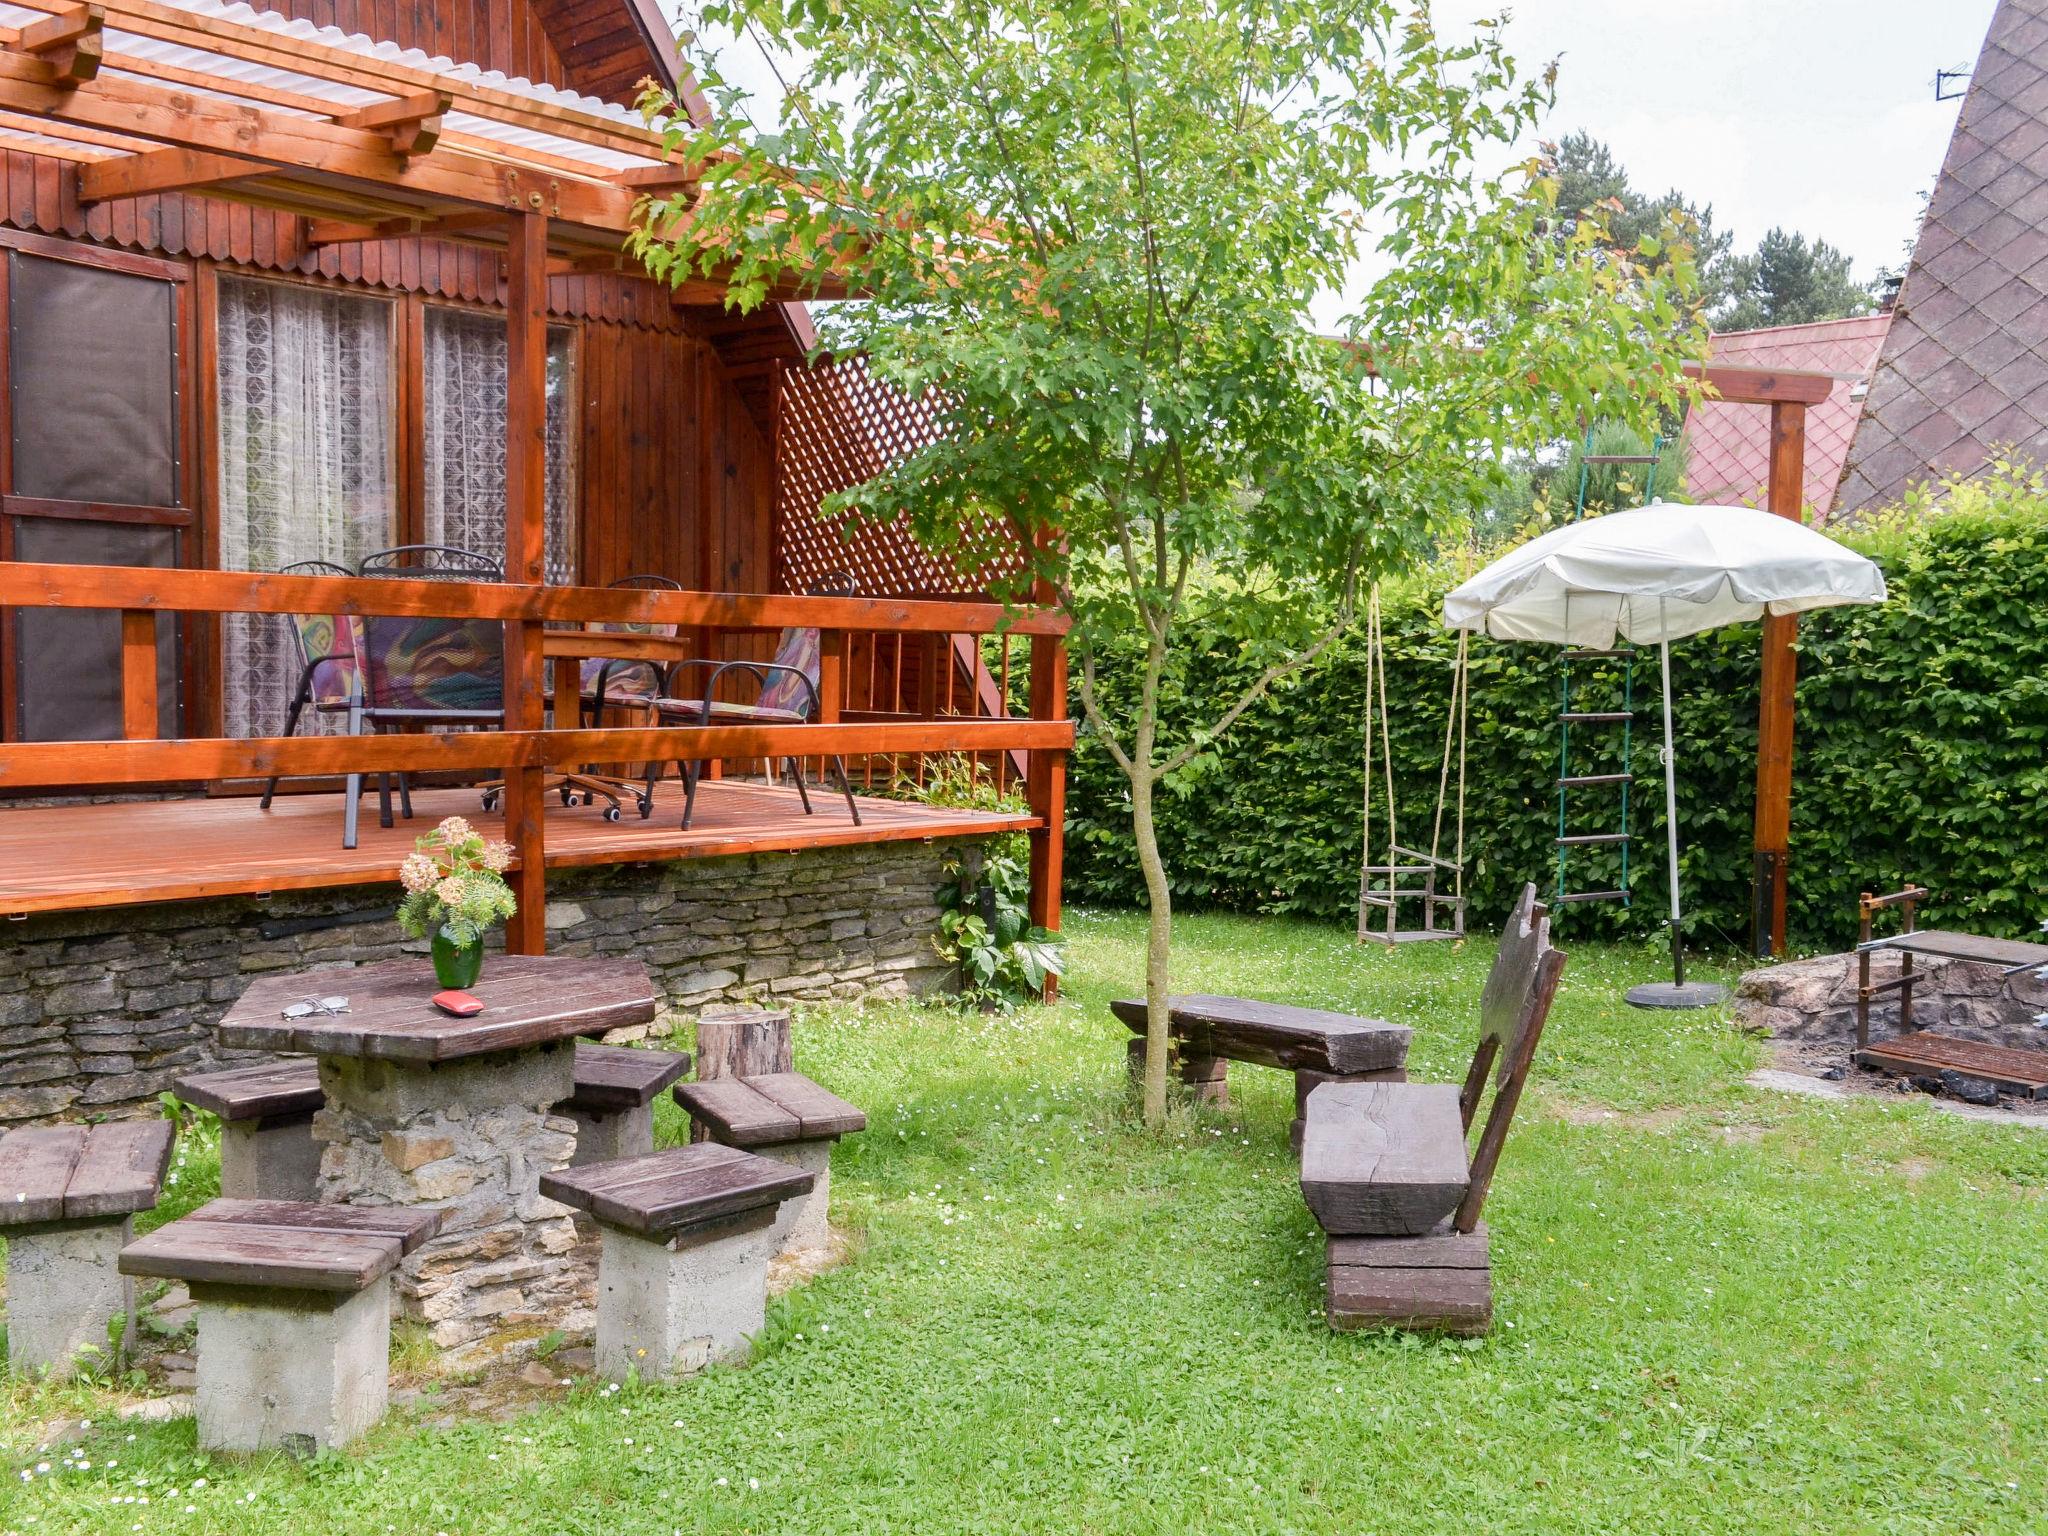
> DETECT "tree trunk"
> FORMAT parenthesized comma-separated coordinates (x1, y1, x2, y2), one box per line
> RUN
(1129, 767, 1172, 1126)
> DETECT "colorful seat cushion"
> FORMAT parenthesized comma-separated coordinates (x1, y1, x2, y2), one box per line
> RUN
(756, 627, 821, 717)
(290, 612, 364, 708)
(576, 619, 673, 707)
(360, 615, 504, 714)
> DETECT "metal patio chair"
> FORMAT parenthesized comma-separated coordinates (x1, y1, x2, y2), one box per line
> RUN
(259, 558, 364, 811)
(647, 618, 861, 831)
(342, 547, 504, 849)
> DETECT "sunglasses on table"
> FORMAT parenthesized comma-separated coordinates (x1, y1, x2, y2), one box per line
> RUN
(280, 995, 351, 1019)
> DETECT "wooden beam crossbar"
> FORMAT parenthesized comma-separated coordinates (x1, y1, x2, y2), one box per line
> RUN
(334, 89, 448, 158)
(0, 720, 1078, 790)
(0, 562, 1073, 636)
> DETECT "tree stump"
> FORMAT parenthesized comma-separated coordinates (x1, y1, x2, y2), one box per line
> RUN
(691, 1006, 792, 1142)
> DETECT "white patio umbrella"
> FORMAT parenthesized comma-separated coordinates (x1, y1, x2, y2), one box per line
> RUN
(1444, 500, 1889, 1007)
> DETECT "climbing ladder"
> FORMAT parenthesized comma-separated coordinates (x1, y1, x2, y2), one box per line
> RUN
(1552, 429, 1663, 909)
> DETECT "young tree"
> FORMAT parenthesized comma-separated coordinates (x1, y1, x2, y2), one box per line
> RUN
(635, 0, 1704, 1124)
(1553, 131, 1736, 311)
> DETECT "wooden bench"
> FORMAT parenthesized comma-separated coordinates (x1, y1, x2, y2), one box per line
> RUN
(120, 1198, 442, 1452)
(1111, 994, 1411, 1144)
(672, 1072, 865, 1257)
(0, 1119, 175, 1377)
(1301, 882, 1566, 1335)
(176, 1061, 327, 1200)
(540, 1143, 813, 1382)
(556, 1044, 693, 1165)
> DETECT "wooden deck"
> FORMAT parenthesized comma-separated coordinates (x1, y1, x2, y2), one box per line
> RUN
(0, 779, 1036, 917)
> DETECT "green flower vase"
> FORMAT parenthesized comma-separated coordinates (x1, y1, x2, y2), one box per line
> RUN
(431, 931, 485, 989)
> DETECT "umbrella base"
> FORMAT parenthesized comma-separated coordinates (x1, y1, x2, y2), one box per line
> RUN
(1624, 980, 1729, 1011)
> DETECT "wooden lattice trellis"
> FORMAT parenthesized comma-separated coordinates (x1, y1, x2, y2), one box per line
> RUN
(773, 356, 1025, 599)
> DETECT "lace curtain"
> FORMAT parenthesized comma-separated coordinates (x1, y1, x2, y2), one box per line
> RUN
(422, 307, 578, 584)
(215, 278, 396, 739)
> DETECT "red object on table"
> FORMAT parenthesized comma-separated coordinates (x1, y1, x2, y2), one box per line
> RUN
(432, 989, 485, 1017)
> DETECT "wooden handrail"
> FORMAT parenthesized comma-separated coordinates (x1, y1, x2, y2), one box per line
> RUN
(0, 562, 1070, 637)
(0, 718, 1074, 790)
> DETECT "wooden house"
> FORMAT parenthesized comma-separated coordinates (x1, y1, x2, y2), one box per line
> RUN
(0, 0, 1069, 1124)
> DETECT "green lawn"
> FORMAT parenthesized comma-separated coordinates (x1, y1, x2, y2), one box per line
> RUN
(6, 908, 2048, 1534)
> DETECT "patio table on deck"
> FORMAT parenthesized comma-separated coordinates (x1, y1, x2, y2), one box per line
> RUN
(216, 955, 657, 1360)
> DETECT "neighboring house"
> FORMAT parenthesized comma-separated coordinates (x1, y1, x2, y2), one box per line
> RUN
(1835, 0, 2048, 515)
(1684, 315, 1891, 518)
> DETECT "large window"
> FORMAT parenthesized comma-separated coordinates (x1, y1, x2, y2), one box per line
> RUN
(422, 306, 578, 584)
(215, 277, 397, 738)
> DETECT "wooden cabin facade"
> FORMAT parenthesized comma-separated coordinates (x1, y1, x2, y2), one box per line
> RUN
(0, 0, 1070, 1122)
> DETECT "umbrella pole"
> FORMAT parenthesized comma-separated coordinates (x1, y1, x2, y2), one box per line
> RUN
(1624, 600, 1727, 1010)
(1660, 633, 1684, 988)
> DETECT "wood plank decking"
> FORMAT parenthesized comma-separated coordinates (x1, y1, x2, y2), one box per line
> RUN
(0, 779, 1035, 917)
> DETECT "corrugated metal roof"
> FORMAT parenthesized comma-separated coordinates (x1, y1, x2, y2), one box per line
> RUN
(1685, 315, 1891, 519)
(1835, 0, 2048, 514)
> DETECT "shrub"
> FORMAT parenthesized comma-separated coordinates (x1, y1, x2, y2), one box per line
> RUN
(1065, 462, 2048, 952)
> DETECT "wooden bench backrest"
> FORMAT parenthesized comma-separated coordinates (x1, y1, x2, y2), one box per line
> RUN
(1453, 882, 1567, 1232)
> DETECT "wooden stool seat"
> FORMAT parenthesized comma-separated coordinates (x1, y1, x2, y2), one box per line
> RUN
(562, 1043, 693, 1112)
(173, 1061, 324, 1122)
(119, 1199, 444, 1452)
(540, 1144, 816, 1382)
(672, 1072, 866, 1147)
(556, 1043, 693, 1167)
(0, 1120, 175, 1226)
(0, 1119, 177, 1378)
(119, 1199, 443, 1291)
(541, 1142, 812, 1237)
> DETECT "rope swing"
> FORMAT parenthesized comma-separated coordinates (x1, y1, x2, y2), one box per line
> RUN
(1356, 585, 1469, 946)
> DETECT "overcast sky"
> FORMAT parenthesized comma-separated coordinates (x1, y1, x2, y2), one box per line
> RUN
(679, 0, 2000, 304)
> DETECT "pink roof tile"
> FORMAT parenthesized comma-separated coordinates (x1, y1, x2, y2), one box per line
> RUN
(1684, 314, 1892, 519)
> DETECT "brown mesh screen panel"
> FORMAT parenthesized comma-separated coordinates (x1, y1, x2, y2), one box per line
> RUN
(9, 253, 180, 509)
(775, 357, 1024, 598)
(11, 518, 180, 741)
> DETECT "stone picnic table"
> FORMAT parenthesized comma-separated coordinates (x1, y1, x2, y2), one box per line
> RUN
(216, 954, 657, 1359)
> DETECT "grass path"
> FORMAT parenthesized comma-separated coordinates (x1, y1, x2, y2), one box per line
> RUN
(5, 908, 2047, 1534)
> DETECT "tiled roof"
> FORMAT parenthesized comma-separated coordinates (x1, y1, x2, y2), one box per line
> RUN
(1835, 0, 2048, 515)
(1685, 315, 1891, 518)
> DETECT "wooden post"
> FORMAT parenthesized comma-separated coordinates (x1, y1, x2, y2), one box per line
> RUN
(1025, 626, 1067, 999)
(502, 207, 549, 955)
(120, 609, 158, 741)
(817, 627, 844, 783)
(1751, 400, 1806, 958)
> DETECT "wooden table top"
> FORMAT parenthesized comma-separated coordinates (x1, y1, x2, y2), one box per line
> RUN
(217, 954, 658, 1063)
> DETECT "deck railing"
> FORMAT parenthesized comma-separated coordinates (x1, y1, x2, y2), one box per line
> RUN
(0, 562, 1071, 957)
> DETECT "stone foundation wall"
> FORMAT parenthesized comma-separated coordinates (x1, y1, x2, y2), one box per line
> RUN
(0, 838, 969, 1127)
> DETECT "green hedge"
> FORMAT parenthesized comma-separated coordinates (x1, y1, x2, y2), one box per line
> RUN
(1064, 488, 2048, 953)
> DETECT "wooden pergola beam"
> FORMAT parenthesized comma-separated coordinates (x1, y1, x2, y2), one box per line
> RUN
(75, 146, 263, 202)
(10, 2, 101, 84)
(335, 89, 448, 158)
(0, 50, 639, 231)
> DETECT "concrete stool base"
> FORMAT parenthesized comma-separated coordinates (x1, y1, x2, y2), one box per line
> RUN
(565, 1102, 654, 1167)
(4, 1216, 133, 1378)
(190, 1277, 392, 1453)
(750, 1139, 835, 1256)
(218, 1112, 322, 1201)
(595, 1208, 779, 1383)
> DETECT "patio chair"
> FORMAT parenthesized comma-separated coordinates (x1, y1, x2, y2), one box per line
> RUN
(342, 608, 505, 849)
(259, 558, 364, 811)
(647, 618, 861, 831)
